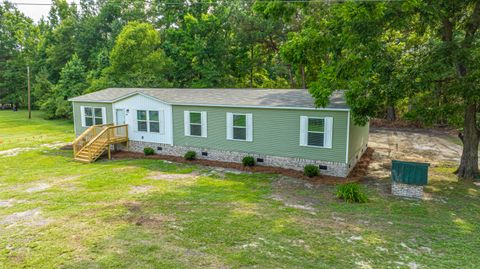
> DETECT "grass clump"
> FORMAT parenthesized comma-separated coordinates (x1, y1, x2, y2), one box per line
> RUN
(303, 164, 320, 177)
(242, 156, 255, 167)
(184, 151, 197, 160)
(143, 147, 155, 156)
(336, 183, 368, 203)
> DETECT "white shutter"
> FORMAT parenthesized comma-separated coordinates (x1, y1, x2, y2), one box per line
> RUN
(226, 112, 233, 140)
(201, 111, 207, 137)
(246, 113, 253, 142)
(300, 116, 308, 146)
(184, 111, 190, 136)
(80, 106, 86, 127)
(159, 110, 165, 134)
(324, 117, 333, 148)
(101, 107, 107, 124)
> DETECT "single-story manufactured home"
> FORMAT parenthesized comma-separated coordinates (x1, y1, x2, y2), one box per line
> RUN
(69, 88, 369, 177)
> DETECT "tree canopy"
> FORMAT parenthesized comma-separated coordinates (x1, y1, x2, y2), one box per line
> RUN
(0, 0, 478, 178)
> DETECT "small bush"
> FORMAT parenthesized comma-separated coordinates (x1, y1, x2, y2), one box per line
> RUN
(303, 164, 320, 177)
(242, 156, 255, 167)
(143, 147, 155, 156)
(336, 183, 368, 203)
(184, 151, 196, 160)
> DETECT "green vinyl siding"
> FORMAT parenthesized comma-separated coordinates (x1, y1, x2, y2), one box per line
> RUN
(348, 116, 369, 162)
(72, 102, 113, 136)
(172, 106, 349, 163)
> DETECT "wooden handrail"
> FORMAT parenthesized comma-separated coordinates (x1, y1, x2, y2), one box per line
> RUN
(73, 123, 114, 155)
(83, 124, 128, 148)
(74, 124, 128, 162)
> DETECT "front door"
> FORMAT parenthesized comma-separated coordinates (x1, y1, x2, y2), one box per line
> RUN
(116, 109, 125, 125)
(115, 109, 126, 137)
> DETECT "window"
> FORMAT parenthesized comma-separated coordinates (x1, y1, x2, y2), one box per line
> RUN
(149, 111, 160, 133)
(81, 106, 105, 127)
(233, 114, 247, 140)
(184, 111, 207, 137)
(190, 112, 202, 136)
(226, 113, 253, 141)
(300, 116, 333, 148)
(137, 110, 147, 132)
(137, 110, 162, 133)
(307, 118, 325, 147)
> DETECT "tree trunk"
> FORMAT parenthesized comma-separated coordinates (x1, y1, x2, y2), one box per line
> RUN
(287, 64, 296, 88)
(249, 46, 254, 88)
(456, 103, 479, 179)
(386, 105, 396, 121)
(300, 64, 306, 89)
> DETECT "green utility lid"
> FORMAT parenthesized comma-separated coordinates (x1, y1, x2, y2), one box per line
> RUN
(391, 160, 430, 186)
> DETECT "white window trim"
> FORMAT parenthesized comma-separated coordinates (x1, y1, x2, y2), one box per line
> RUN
(226, 112, 253, 142)
(80, 106, 105, 127)
(136, 110, 163, 134)
(184, 111, 207, 138)
(300, 116, 333, 149)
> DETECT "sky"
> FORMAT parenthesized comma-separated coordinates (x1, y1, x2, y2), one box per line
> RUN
(13, 0, 79, 22)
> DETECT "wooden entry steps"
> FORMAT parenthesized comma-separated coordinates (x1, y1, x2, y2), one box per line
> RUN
(73, 124, 128, 163)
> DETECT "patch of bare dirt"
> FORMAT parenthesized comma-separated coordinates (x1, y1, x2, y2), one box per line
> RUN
(147, 171, 198, 181)
(130, 214, 176, 228)
(112, 166, 138, 172)
(270, 176, 325, 214)
(368, 129, 462, 179)
(0, 199, 25, 208)
(124, 201, 142, 213)
(122, 201, 175, 228)
(25, 183, 51, 193)
(129, 185, 154, 194)
(0, 208, 52, 228)
(0, 142, 68, 157)
(59, 144, 73, 150)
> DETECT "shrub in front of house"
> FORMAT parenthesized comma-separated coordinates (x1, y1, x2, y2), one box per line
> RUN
(184, 151, 197, 160)
(143, 147, 155, 156)
(303, 164, 320, 177)
(336, 183, 368, 203)
(242, 156, 255, 167)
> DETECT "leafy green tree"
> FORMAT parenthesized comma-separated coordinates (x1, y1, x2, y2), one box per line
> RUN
(41, 54, 87, 118)
(32, 67, 53, 108)
(0, 1, 37, 106)
(269, 1, 479, 178)
(90, 21, 171, 89)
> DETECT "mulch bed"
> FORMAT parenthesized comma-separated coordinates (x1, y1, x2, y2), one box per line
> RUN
(110, 148, 375, 185)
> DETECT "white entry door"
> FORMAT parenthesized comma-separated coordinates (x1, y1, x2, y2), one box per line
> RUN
(116, 109, 126, 125)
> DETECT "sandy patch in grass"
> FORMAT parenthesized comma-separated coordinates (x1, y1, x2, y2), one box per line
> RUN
(0, 199, 25, 208)
(129, 185, 154, 194)
(112, 166, 139, 173)
(0, 142, 67, 157)
(25, 183, 51, 193)
(146, 171, 198, 181)
(0, 208, 52, 228)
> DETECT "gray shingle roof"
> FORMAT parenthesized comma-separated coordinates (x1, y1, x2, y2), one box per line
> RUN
(69, 88, 348, 110)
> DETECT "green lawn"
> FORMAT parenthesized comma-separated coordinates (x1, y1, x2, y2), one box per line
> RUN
(0, 111, 479, 268)
(0, 110, 73, 151)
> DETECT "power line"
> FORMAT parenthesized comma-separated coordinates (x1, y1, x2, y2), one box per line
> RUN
(6, 0, 403, 6)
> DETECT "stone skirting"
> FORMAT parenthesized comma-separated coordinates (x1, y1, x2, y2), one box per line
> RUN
(391, 182, 424, 199)
(118, 140, 349, 177)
